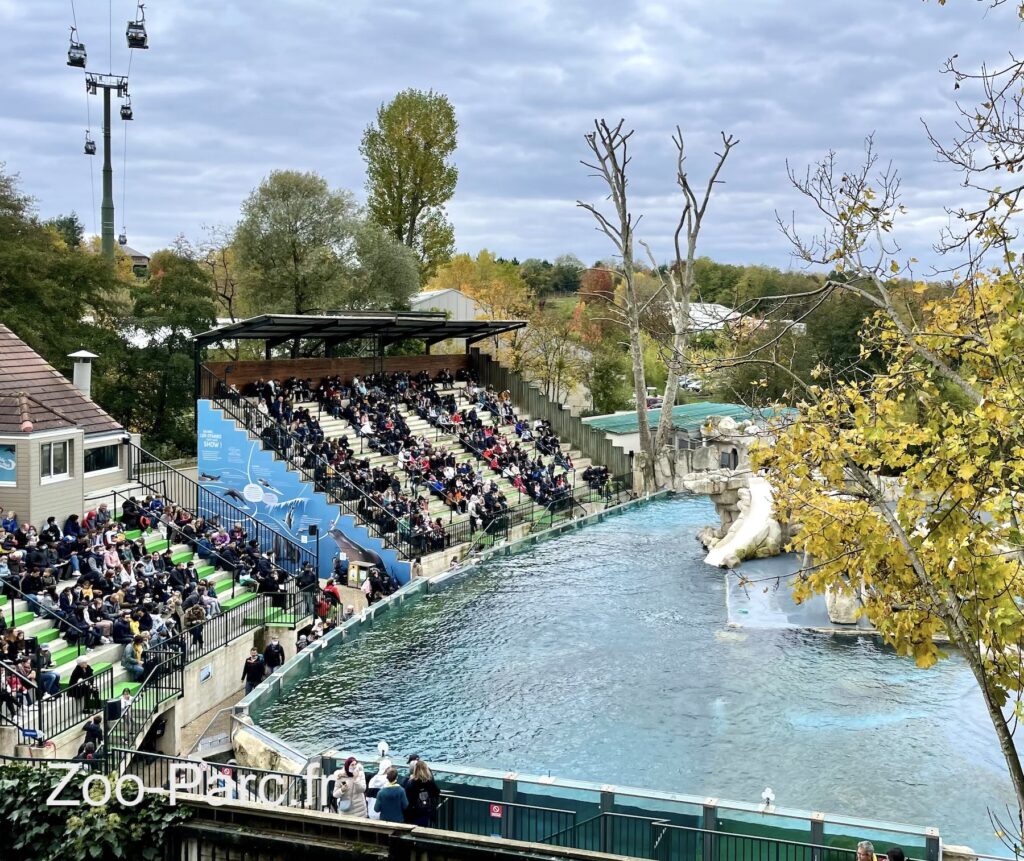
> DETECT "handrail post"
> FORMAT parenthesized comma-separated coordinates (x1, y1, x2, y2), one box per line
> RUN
(702, 798, 719, 861)
(599, 786, 615, 855)
(502, 772, 518, 840)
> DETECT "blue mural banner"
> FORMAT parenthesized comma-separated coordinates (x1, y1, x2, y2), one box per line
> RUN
(196, 400, 410, 584)
(0, 444, 15, 484)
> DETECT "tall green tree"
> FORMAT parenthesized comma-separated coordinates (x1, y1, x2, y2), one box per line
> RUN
(351, 220, 421, 309)
(45, 211, 85, 248)
(550, 254, 584, 294)
(0, 166, 120, 364)
(360, 88, 458, 280)
(96, 249, 217, 456)
(234, 170, 356, 334)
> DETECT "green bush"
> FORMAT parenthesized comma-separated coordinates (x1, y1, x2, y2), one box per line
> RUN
(0, 763, 190, 861)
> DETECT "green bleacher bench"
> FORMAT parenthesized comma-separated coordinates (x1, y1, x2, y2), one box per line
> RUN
(0, 595, 7, 607)
(219, 592, 258, 611)
(13, 610, 34, 627)
(145, 538, 170, 553)
(112, 681, 142, 698)
(50, 644, 89, 666)
(196, 563, 215, 578)
(170, 549, 193, 565)
(244, 607, 297, 626)
(212, 579, 235, 596)
(37, 628, 61, 645)
(123, 529, 142, 540)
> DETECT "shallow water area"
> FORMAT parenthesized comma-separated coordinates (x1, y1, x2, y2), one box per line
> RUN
(259, 496, 1014, 852)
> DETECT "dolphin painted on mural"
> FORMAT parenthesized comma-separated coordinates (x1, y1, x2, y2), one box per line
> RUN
(258, 479, 282, 494)
(223, 488, 247, 504)
(328, 528, 388, 573)
(199, 472, 221, 482)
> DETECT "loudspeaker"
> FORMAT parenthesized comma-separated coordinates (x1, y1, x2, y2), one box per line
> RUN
(24, 636, 38, 654)
(103, 698, 122, 722)
(308, 524, 319, 537)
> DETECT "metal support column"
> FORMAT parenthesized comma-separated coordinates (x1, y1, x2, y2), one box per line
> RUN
(101, 87, 114, 260)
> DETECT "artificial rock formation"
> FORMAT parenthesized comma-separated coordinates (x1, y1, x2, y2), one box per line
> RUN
(824, 585, 862, 625)
(680, 416, 786, 568)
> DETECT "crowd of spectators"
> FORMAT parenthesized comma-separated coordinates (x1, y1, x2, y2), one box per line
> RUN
(0, 494, 298, 720)
(326, 751, 441, 825)
(230, 367, 584, 552)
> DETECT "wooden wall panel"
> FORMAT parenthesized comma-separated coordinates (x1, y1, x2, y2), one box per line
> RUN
(205, 354, 470, 390)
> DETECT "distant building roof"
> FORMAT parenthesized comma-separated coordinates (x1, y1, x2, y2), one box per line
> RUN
(583, 401, 795, 435)
(688, 302, 744, 332)
(0, 325, 123, 436)
(121, 245, 149, 264)
(411, 288, 464, 301)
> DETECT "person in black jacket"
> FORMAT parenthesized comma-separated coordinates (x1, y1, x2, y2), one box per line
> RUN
(296, 565, 318, 615)
(111, 612, 134, 644)
(263, 637, 286, 674)
(81, 715, 103, 747)
(404, 758, 441, 827)
(241, 648, 265, 694)
(68, 657, 96, 710)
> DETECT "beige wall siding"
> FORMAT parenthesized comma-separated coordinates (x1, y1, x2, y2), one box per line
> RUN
(27, 430, 85, 527)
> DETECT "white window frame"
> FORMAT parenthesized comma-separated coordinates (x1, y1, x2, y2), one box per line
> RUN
(41, 440, 71, 484)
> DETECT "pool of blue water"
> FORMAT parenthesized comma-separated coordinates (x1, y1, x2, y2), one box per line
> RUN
(259, 497, 1014, 851)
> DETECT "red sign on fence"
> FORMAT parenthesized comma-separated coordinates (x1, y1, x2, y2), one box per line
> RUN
(489, 803, 503, 819)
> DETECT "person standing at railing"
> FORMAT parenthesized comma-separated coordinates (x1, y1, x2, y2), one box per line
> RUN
(0, 668, 17, 718)
(68, 658, 96, 711)
(332, 757, 368, 818)
(297, 565, 319, 616)
(375, 767, 409, 823)
(184, 604, 207, 654)
(403, 758, 441, 827)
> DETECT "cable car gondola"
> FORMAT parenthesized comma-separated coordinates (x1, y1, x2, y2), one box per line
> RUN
(84, 132, 96, 155)
(118, 231, 128, 246)
(120, 97, 134, 121)
(67, 27, 87, 68)
(126, 4, 148, 49)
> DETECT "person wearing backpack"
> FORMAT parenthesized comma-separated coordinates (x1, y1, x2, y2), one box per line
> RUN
(404, 758, 441, 827)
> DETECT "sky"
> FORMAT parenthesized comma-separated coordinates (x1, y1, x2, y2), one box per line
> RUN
(0, 0, 1020, 272)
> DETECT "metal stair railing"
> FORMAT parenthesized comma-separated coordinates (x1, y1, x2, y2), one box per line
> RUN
(124, 439, 316, 577)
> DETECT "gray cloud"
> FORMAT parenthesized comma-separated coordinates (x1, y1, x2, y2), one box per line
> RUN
(0, 0, 1019, 270)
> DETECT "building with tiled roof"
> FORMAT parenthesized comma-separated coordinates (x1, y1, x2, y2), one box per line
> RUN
(0, 324, 133, 526)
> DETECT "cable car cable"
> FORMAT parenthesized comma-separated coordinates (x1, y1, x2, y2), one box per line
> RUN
(121, 110, 128, 245)
(71, 0, 97, 235)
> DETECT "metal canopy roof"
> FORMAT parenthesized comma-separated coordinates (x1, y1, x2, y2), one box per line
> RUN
(194, 312, 528, 348)
(583, 402, 797, 435)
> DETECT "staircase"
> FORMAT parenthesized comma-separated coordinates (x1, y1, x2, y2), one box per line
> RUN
(209, 378, 599, 563)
